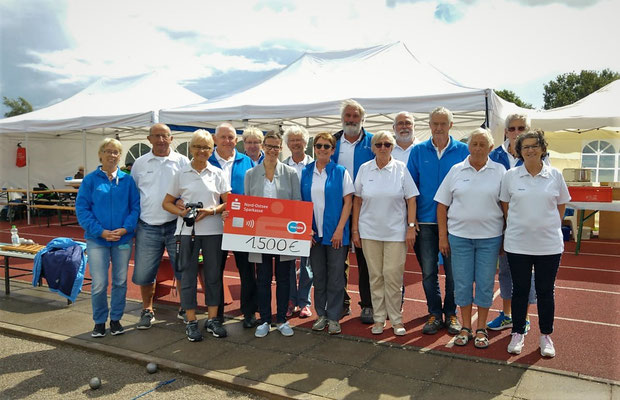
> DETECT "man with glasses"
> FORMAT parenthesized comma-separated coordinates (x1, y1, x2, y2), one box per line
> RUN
(392, 111, 420, 164)
(208, 123, 258, 328)
(131, 123, 190, 329)
(407, 107, 469, 335)
(486, 113, 546, 332)
(331, 99, 375, 324)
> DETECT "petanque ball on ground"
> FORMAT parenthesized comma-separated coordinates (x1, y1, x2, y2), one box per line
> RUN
(89, 377, 101, 390)
(146, 362, 158, 374)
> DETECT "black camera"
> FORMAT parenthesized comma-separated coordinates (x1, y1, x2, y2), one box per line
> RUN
(183, 202, 203, 226)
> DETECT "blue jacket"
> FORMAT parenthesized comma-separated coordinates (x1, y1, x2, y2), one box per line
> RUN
(407, 137, 469, 223)
(209, 150, 255, 194)
(301, 161, 350, 246)
(331, 128, 374, 180)
(489, 145, 522, 170)
(76, 167, 140, 246)
(32, 237, 87, 302)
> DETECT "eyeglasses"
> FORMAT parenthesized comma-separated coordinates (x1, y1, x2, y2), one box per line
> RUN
(507, 126, 527, 132)
(314, 143, 333, 150)
(191, 145, 212, 151)
(264, 144, 281, 151)
(395, 120, 413, 127)
(103, 150, 120, 156)
(374, 142, 393, 148)
(522, 144, 540, 151)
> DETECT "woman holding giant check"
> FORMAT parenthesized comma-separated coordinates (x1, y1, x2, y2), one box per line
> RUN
(244, 131, 301, 338)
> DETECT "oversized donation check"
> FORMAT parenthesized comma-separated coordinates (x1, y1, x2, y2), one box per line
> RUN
(222, 195, 313, 257)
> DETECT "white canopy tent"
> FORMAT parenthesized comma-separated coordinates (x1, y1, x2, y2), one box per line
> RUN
(161, 42, 502, 142)
(0, 72, 206, 190)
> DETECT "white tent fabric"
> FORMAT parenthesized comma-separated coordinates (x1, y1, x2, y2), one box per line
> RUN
(0, 71, 206, 136)
(160, 42, 496, 139)
(493, 79, 620, 134)
(0, 72, 206, 190)
(529, 79, 620, 132)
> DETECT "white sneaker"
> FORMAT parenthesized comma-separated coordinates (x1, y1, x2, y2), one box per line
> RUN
(539, 334, 556, 358)
(507, 333, 525, 354)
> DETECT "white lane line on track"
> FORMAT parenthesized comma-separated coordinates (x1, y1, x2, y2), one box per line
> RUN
(559, 265, 620, 273)
(564, 251, 620, 258)
(555, 285, 620, 295)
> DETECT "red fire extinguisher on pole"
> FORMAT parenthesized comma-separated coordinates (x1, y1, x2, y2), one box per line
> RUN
(16, 142, 26, 167)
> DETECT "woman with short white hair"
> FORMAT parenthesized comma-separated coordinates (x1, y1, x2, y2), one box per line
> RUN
(435, 128, 505, 349)
(352, 130, 418, 336)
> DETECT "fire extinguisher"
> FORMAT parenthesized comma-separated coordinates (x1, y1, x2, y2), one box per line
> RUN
(16, 142, 26, 167)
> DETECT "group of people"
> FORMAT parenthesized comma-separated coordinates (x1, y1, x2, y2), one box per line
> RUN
(75, 99, 570, 358)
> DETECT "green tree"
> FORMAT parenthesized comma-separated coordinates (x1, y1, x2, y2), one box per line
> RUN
(495, 89, 533, 109)
(543, 69, 620, 109)
(2, 96, 33, 117)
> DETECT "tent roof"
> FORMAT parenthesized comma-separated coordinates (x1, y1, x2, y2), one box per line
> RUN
(160, 42, 490, 130)
(0, 72, 206, 135)
(530, 79, 620, 132)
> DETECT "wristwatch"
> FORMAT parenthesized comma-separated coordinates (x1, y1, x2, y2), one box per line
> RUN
(407, 222, 416, 228)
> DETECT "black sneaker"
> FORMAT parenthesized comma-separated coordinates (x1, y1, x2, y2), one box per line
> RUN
(186, 320, 203, 342)
(91, 323, 106, 338)
(177, 309, 188, 324)
(243, 315, 257, 329)
(205, 318, 228, 338)
(110, 320, 124, 336)
(137, 309, 155, 330)
(422, 315, 443, 335)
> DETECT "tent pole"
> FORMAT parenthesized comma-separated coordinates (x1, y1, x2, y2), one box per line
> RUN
(484, 91, 490, 128)
(26, 132, 30, 225)
(82, 130, 87, 172)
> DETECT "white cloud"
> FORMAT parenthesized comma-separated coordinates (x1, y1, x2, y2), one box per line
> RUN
(11, 0, 620, 107)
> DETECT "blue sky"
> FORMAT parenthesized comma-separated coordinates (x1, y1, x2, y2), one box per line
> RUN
(1, 0, 618, 115)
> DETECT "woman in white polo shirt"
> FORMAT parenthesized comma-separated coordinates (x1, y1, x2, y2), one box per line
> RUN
(352, 130, 419, 336)
(162, 130, 231, 343)
(501, 130, 570, 358)
(435, 128, 505, 349)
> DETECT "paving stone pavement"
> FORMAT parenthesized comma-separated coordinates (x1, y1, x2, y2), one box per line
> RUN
(1, 279, 618, 400)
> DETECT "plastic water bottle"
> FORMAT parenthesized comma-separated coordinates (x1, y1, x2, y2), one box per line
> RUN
(10, 225, 20, 246)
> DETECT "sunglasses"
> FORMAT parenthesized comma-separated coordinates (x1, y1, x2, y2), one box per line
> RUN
(507, 126, 527, 132)
(314, 143, 333, 150)
(374, 142, 393, 148)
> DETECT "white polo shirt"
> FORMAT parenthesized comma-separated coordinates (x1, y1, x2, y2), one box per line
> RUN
(131, 150, 190, 225)
(311, 166, 354, 238)
(338, 134, 361, 179)
(500, 164, 571, 255)
(166, 163, 231, 236)
(286, 154, 313, 179)
(434, 157, 506, 239)
(214, 149, 236, 183)
(354, 158, 419, 242)
(392, 142, 415, 164)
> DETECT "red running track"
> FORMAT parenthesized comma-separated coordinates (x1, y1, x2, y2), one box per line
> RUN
(2, 217, 619, 381)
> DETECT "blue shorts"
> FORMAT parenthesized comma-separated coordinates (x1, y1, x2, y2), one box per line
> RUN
(132, 219, 180, 285)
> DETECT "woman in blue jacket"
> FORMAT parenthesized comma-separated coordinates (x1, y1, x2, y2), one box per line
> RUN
(301, 132, 354, 335)
(76, 138, 140, 338)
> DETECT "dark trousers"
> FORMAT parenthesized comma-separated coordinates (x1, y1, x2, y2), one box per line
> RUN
(311, 243, 348, 321)
(257, 255, 293, 324)
(344, 245, 372, 308)
(507, 252, 561, 335)
(413, 224, 456, 319)
(217, 251, 257, 320)
(178, 235, 222, 310)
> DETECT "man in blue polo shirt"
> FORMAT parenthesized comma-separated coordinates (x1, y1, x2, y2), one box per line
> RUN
(331, 99, 375, 324)
(407, 107, 469, 335)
